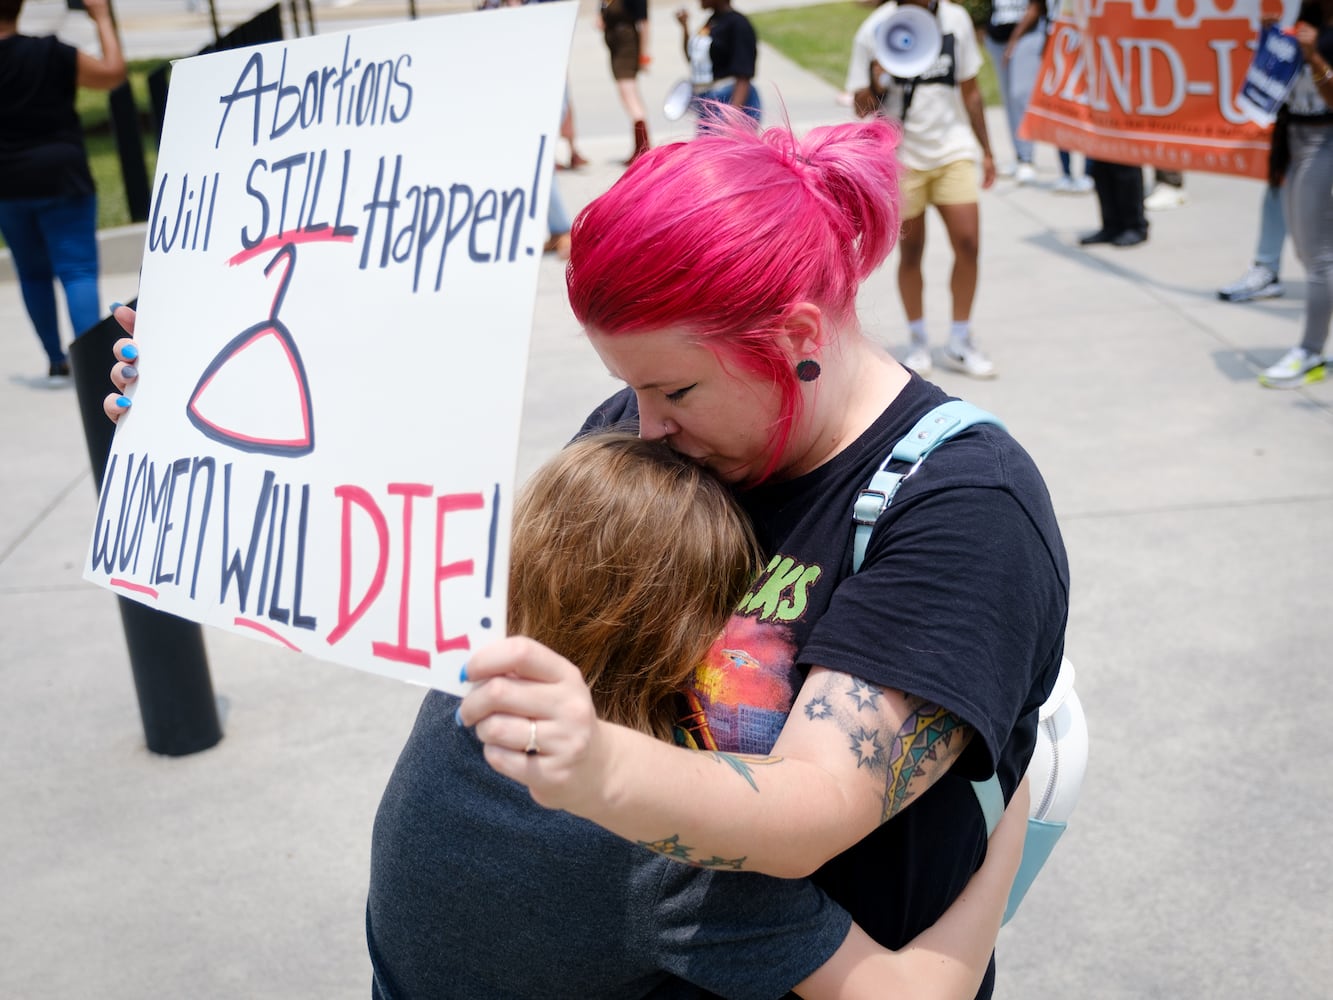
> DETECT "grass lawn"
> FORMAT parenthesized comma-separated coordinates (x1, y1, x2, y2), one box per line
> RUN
(749, 1, 1000, 107)
(79, 59, 169, 232)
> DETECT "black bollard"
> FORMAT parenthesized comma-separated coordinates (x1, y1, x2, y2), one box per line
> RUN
(69, 306, 224, 757)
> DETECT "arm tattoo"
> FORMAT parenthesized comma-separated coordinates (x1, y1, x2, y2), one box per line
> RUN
(882, 698, 968, 823)
(798, 674, 972, 826)
(702, 751, 783, 792)
(637, 834, 748, 870)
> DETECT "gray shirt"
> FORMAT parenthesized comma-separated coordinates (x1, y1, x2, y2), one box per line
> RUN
(367, 691, 852, 1000)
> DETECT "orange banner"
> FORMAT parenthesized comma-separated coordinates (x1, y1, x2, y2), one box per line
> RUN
(1019, 0, 1288, 179)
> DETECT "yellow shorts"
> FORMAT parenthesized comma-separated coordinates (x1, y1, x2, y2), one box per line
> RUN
(900, 159, 979, 219)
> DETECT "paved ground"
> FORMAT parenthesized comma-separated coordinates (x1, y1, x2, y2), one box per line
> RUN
(3, 1, 1332, 998)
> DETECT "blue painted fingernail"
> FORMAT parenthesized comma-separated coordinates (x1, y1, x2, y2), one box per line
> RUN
(122, 344, 138, 361)
(459, 662, 469, 683)
(121, 365, 137, 379)
(110, 302, 123, 313)
(453, 706, 464, 726)
(115, 396, 131, 409)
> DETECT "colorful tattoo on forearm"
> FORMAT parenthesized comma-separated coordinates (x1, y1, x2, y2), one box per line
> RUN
(636, 834, 747, 870)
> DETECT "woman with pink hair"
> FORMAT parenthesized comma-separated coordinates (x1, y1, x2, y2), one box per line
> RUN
(459, 109, 1070, 1000)
(104, 111, 1064, 996)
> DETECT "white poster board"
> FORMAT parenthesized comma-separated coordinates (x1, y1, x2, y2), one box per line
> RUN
(83, 4, 578, 695)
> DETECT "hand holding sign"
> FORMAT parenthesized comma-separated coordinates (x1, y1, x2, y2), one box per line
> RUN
(85, 5, 579, 693)
(1236, 25, 1304, 126)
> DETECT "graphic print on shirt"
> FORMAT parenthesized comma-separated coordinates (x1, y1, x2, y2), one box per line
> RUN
(676, 552, 822, 755)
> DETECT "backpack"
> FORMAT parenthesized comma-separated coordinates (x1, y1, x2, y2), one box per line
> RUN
(850, 399, 1088, 924)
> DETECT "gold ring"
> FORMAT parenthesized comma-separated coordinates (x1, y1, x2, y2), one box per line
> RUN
(525, 719, 540, 756)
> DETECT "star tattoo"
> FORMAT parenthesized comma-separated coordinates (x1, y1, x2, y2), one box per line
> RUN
(849, 726, 884, 768)
(847, 678, 882, 711)
(804, 696, 832, 721)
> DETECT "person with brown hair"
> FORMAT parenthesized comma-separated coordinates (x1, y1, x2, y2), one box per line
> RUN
(0, 0, 125, 382)
(505, 431, 763, 741)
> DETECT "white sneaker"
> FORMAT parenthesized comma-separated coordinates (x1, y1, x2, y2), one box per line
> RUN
(903, 344, 933, 375)
(1258, 347, 1327, 389)
(1015, 162, 1037, 185)
(941, 340, 997, 379)
(996, 162, 1018, 179)
(1053, 175, 1094, 194)
(1217, 265, 1283, 303)
(1144, 183, 1188, 211)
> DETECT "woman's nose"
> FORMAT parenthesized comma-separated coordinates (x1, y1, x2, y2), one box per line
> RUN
(635, 396, 680, 441)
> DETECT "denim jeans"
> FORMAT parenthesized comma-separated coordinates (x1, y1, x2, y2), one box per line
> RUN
(547, 176, 572, 238)
(984, 31, 1044, 165)
(1254, 183, 1286, 275)
(0, 194, 101, 364)
(693, 82, 762, 132)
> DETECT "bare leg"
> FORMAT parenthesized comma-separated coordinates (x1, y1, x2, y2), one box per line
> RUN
(897, 214, 926, 322)
(936, 201, 980, 323)
(616, 78, 647, 123)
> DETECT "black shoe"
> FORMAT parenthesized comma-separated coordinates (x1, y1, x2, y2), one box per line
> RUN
(1079, 229, 1115, 245)
(48, 359, 71, 379)
(1111, 229, 1148, 247)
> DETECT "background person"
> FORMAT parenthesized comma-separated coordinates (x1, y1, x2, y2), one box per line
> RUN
(677, 0, 761, 126)
(0, 0, 125, 382)
(457, 111, 1069, 1000)
(985, 0, 1043, 184)
(1219, 19, 1290, 304)
(1079, 158, 1148, 247)
(598, 0, 653, 164)
(1006, 0, 1093, 193)
(1259, 0, 1333, 388)
(846, 0, 999, 379)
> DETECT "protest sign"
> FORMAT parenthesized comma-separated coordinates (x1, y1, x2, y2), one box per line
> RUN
(1020, 0, 1302, 178)
(83, 3, 578, 695)
(1236, 25, 1304, 124)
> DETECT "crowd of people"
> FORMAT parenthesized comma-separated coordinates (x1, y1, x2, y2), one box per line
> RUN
(12, 0, 1323, 391)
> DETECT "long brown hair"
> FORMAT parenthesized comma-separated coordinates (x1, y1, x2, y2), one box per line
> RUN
(508, 432, 761, 741)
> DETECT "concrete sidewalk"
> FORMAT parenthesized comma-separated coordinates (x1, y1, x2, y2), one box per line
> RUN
(2, 2, 1332, 998)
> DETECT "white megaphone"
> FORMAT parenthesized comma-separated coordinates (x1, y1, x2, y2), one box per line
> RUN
(873, 5, 942, 80)
(663, 79, 694, 121)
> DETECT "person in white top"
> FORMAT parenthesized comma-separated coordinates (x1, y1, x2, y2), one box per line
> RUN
(846, 0, 997, 380)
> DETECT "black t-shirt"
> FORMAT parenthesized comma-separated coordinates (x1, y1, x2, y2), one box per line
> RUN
(0, 34, 95, 200)
(706, 10, 758, 80)
(602, 0, 648, 29)
(582, 374, 1070, 999)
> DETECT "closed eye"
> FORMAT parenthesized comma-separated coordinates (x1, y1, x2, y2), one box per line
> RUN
(665, 384, 697, 403)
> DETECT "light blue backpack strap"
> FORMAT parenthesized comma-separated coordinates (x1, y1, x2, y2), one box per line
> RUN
(971, 774, 1005, 837)
(1003, 818, 1066, 924)
(852, 401, 1005, 572)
